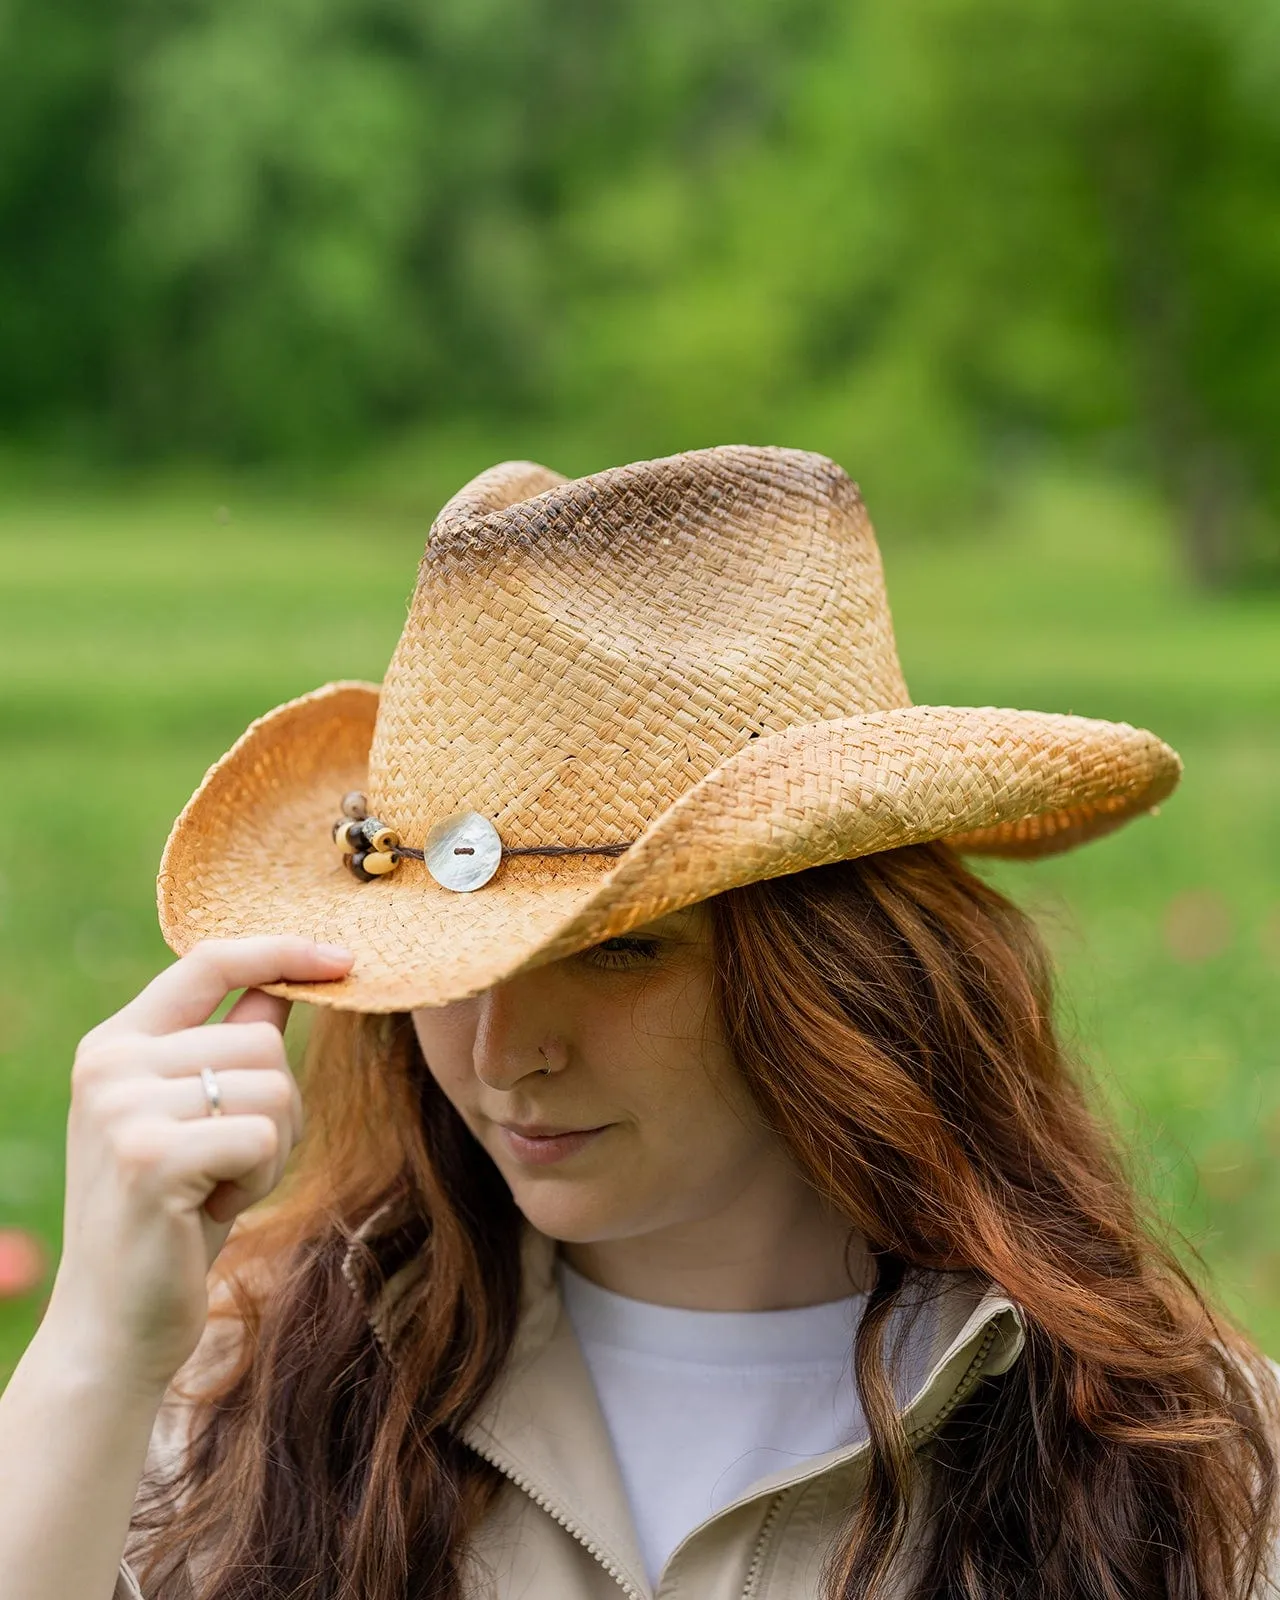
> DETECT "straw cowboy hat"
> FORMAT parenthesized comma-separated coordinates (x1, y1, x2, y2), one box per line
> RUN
(157, 446, 1182, 1012)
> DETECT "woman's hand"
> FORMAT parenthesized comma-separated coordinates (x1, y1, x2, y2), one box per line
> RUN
(42, 935, 353, 1399)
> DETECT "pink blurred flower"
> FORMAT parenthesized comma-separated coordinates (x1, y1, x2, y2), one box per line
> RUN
(0, 1229, 45, 1299)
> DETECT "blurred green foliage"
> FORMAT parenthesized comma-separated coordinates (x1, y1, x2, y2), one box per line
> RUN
(0, 464, 1277, 1379)
(4, 0, 1280, 580)
(1, 0, 1277, 1381)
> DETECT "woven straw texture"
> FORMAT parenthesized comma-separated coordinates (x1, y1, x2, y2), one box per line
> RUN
(157, 446, 1182, 1011)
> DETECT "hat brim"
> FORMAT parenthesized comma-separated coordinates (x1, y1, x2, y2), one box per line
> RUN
(156, 680, 1181, 1011)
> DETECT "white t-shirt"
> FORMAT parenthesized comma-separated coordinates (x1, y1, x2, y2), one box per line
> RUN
(557, 1259, 935, 1588)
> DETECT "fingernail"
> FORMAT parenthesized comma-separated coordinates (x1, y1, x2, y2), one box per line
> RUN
(316, 942, 354, 961)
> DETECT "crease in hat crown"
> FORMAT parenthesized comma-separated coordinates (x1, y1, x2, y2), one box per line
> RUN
(156, 443, 1183, 1012)
(363, 446, 907, 852)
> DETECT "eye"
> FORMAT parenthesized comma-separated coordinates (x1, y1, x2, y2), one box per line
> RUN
(579, 935, 663, 971)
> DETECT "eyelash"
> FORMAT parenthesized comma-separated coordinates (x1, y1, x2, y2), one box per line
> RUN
(580, 936, 663, 970)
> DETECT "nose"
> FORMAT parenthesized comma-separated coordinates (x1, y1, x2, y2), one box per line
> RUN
(471, 971, 567, 1092)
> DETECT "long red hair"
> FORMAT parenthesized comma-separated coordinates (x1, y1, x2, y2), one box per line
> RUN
(131, 841, 1280, 1598)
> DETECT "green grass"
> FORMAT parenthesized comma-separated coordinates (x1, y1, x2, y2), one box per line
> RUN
(884, 471, 1280, 1354)
(1, 459, 1277, 1378)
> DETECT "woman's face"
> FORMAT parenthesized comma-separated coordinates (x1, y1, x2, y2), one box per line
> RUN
(410, 902, 785, 1246)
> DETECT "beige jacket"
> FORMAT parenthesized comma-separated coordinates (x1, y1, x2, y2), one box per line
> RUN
(115, 1200, 1027, 1600)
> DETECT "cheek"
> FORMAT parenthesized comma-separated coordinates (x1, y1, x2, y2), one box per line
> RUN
(622, 973, 751, 1131)
(546, 984, 767, 1230)
(410, 1007, 479, 1116)
(542, 1066, 771, 1244)
(630, 1054, 765, 1179)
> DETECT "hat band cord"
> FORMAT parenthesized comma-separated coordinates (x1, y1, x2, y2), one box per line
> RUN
(331, 791, 633, 888)
(392, 842, 631, 861)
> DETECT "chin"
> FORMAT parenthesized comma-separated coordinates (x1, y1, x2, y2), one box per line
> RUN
(505, 1178, 638, 1245)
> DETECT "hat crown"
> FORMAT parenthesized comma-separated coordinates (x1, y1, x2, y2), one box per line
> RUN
(367, 446, 911, 849)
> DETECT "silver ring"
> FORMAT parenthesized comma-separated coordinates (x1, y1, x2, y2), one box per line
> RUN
(199, 1064, 223, 1117)
(537, 1046, 552, 1078)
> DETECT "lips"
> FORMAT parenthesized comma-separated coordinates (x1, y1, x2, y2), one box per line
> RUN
(495, 1121, 611, 1166)
(500, 1122, 597, 1139)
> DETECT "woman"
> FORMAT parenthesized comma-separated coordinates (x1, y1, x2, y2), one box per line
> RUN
(2, 446, 1277, 1600)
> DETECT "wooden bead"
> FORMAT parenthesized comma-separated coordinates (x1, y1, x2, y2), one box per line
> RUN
(332, 818, 362, 852)
(341, 791, 369, 821)
(346, 850, 375, 881)
(361, 850, 399, 876)
(360, 819, 400, 853)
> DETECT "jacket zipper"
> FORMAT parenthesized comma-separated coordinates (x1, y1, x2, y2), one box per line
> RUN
(464, 1435, 645, 1600)
(465, 1321, 1002, 1600)
(739, 1322, 1001, 1599)
(740, 1490, 789, 1600)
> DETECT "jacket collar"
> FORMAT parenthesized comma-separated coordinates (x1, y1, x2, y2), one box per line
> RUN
(340, 1198, 1027, 1597)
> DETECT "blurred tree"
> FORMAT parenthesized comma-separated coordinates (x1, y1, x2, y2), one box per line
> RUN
(873, 0, 1280, 584)
(0, 0, 116, 443)
(1, 0, 1278, 582)
(560, 0, 1280, 580)
(108, 0, 825, 456)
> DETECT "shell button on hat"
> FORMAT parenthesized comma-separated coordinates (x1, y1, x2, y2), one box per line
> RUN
(156, 446, 1182, 1012)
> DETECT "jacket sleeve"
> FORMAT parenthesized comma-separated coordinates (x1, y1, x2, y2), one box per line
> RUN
(109, 1379, 201, 1600)
(110, 1300, 248, 1600)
